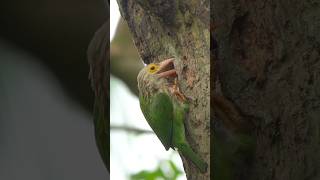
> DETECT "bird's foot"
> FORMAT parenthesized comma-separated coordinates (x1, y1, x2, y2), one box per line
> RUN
(171, 78, 187, 102)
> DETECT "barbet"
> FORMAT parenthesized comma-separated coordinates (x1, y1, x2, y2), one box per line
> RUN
(137, 58, 208, 173)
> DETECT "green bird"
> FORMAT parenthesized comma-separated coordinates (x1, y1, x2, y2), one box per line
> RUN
(137, 58, 208, 173)
(87, 20, 109, 171)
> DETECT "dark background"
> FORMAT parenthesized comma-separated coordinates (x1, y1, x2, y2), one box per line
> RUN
(0, 0, 107, 110)
(0, 0, 108, 179)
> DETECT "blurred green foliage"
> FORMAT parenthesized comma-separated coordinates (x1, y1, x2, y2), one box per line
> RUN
(130, 160, 183, 180)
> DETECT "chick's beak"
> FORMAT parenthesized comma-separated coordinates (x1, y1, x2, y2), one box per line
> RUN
(157, 58, 177, 78)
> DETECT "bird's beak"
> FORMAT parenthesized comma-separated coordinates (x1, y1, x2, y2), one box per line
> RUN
(157, 58, 177, 78)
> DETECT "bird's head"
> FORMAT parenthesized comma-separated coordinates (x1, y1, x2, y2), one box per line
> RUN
(137, 58, 176, 97)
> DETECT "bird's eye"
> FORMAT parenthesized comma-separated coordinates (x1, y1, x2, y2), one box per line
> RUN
(148, 64, 158, 74)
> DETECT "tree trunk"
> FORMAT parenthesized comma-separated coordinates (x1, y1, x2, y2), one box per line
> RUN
(116, 0, 210, 179)
(213, 0, 320, 179)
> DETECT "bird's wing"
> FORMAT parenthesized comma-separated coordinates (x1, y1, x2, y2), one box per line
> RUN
(140, 93, 173, 150)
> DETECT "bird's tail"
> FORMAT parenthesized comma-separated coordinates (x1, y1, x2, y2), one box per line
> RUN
(177, 143, 208, 173)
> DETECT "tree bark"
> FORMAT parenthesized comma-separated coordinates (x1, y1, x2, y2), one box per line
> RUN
(213, 0, 320, 179)
(116, 0, 210, 179)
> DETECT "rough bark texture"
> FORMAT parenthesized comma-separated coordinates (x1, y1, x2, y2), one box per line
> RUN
(213, 0, 320, 179)
(116, 0, 210, 179)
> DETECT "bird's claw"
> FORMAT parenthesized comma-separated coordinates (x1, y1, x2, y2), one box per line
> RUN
(171, 78, 187, 102)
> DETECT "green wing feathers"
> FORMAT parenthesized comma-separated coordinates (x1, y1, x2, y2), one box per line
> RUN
(140, 93, 208, 172)
(140, 93, 173, 150)
(172, 98, 208, 172)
